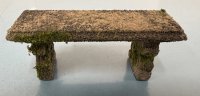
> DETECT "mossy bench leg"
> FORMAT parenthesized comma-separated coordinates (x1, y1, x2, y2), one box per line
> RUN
(129, 41, 160, 81)
(28, 42, 56, 80)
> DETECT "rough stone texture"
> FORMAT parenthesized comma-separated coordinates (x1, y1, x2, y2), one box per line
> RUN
(129, 41, 160, 81)
(6, 10, 187, 43)
(28, 42, 56, 80)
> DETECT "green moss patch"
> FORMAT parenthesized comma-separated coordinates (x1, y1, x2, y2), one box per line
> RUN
(14, 32, 71, 43)
(28, 42, 55, 80)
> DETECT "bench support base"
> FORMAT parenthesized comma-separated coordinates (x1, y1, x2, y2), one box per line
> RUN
(129, 41, 160, 81)
(28, 42, 56, 80)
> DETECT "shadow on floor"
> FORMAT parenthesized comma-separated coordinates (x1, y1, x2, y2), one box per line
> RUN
(36, 60, 149, 96)
(36, 80, 148, 96)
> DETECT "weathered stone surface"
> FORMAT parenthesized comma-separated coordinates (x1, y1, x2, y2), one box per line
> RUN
(129, 41, 159, 80)
(6, 10, 187, 43)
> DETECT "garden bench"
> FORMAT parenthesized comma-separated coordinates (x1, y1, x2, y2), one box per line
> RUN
(6, 10, 187, 81)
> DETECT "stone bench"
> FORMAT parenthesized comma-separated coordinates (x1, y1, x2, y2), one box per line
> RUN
(6, 10, 187, 81)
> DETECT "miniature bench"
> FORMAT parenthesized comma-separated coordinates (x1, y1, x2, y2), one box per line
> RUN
(6, 10, 187, 81)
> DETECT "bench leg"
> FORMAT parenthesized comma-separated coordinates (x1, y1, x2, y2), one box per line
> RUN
(28, 42, 56, 80)
(129, 41, 160, 81)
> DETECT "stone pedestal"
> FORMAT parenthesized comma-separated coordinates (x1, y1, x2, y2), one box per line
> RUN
(28, 42, 56, 80)
(129, 41, 160, 81)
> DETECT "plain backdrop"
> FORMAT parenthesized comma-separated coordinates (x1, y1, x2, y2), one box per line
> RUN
(0, 0, 200, 96)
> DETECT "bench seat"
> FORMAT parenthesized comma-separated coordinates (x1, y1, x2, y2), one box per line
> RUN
(6, 10, 186, 42)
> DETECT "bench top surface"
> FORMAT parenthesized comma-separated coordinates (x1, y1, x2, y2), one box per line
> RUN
(6, 10, 187, 42)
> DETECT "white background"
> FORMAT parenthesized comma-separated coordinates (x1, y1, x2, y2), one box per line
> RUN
(0, 0, 199, 96)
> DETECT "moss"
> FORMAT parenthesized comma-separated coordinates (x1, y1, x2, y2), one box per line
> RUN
(160, 9, 167, 17)
(15, 32, 71, 43)
(35, 62, 54, 80)
(161, 9, 166, 13)
(28, 42, 55, 80)
(27, 43, 50, 55)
